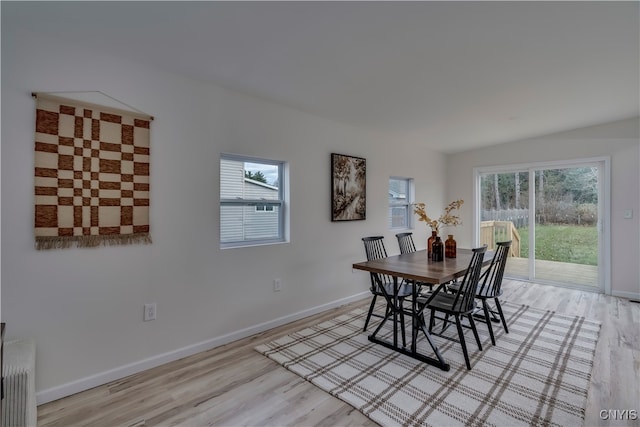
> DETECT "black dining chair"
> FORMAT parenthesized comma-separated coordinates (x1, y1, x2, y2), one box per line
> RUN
(474, 240, 512, 345)
(447, 241, 512, 346)
(418, 245, 487, 370)
(395, 232, 417, 255)
(396, 232, 433, 293)
(361, 236, 413, 346)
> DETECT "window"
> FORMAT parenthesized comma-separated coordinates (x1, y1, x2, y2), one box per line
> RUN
(389, 177, 413, 229)
(220, 154, 287, 248)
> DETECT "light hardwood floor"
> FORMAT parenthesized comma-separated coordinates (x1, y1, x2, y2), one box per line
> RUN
(38, 280, 640, 426)
(505, 257, 599, 287)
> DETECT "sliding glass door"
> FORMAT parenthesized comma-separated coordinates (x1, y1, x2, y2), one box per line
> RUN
(475, 158, 608, 293)
(478, 170, 530, 281)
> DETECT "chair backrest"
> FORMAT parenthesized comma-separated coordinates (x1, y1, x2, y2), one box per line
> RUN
(477, 240, 511, 297)
(448, 245, 487, 313)
(396, 232, 417, 254)
(362, 236, 387, 261)
(362, 236, 392, 293)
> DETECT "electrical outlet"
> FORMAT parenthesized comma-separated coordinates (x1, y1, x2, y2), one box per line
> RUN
(144, 303, 156, 321)
(273, 278, 282, 292)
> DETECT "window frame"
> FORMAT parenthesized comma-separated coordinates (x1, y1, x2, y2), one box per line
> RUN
(388, 176, 414, 230)
(220, 153, 288, 249)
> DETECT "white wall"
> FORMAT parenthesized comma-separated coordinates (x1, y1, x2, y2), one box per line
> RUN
(1, 27, 447, 401)
(5, 13, 637, 406)
(446, 118, 640, 298)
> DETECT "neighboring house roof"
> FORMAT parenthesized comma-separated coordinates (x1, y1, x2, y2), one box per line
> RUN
(389, 190, 406, 200)
(389, 179, 407, 200)
(244, 177, 278, 191)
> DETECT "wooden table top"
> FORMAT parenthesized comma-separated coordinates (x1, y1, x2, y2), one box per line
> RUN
(352, 248, 492, 285)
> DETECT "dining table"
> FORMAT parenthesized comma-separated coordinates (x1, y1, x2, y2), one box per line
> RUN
(352, 248, 493, 371)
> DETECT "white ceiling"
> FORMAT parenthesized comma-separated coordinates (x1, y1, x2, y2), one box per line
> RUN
(4, 1, 639, 153)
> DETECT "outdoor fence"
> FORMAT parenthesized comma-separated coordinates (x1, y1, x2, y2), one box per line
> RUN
(481, 209, 529, 228)
(480, 220, 521, 258)
(482, 205, 597, 226)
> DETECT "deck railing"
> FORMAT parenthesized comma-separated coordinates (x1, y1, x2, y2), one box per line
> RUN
(480, 220, 521, 257)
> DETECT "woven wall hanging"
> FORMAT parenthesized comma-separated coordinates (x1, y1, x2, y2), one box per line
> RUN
(33, 93, 152, 249)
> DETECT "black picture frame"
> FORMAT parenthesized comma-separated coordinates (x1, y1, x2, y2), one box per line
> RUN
(331, 153, 366, 221)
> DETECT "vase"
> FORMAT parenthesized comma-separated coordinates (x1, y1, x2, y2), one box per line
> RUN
(445, 234, 457, 258)
(427, 231, 437, 257)
(431, 236, 444, 262)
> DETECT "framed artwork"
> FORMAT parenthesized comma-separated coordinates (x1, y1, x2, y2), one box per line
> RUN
(331, 153, 366, 221)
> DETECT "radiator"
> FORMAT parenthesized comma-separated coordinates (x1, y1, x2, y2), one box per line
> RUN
(2, 339, 36, 427)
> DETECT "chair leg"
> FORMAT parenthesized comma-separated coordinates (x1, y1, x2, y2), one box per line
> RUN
(385, 303, 392, 318)
(468, 314, 483, 352)
(441, 314, 451, 333)
(399, 299, 407, 347)
(455, 315, 472, 370)
(429, 310, 435, 333)
(495, 298, 509, 334)
(364, 295, 377, 331)
(482, 299, 496, 345)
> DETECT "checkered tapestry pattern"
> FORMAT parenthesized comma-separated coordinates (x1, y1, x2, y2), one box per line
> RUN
(34, 94, 152, 249)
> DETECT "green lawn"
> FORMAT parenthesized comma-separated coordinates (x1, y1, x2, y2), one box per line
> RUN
(517, 224, 598, 266)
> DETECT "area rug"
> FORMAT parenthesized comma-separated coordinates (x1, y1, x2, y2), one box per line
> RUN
(255, 302, 600, 426)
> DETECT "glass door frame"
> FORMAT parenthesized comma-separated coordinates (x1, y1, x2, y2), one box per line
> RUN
(472, 156, 611, 294)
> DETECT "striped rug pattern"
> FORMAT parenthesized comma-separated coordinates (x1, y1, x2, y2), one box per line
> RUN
(255, 302, 600, 426)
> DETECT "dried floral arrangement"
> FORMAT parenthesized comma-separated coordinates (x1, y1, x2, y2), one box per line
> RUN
(413, 200, 464, 234)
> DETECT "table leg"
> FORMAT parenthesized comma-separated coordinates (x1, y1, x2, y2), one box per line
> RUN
(393, 276, 398, 348)
(411, 281, 418, 353)
(368, 335, 450, 371)
(366, 279, 451, 371)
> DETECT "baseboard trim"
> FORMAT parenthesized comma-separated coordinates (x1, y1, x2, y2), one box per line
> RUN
(36, 292, 370, 405)
(611, 290, 640, 301)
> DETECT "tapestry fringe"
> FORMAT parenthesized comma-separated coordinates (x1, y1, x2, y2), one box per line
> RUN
(35, 234, 152, 250)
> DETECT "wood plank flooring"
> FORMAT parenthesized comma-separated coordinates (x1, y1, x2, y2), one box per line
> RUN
(505, 256, 599, 287)
(37, 280, 640, 426)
